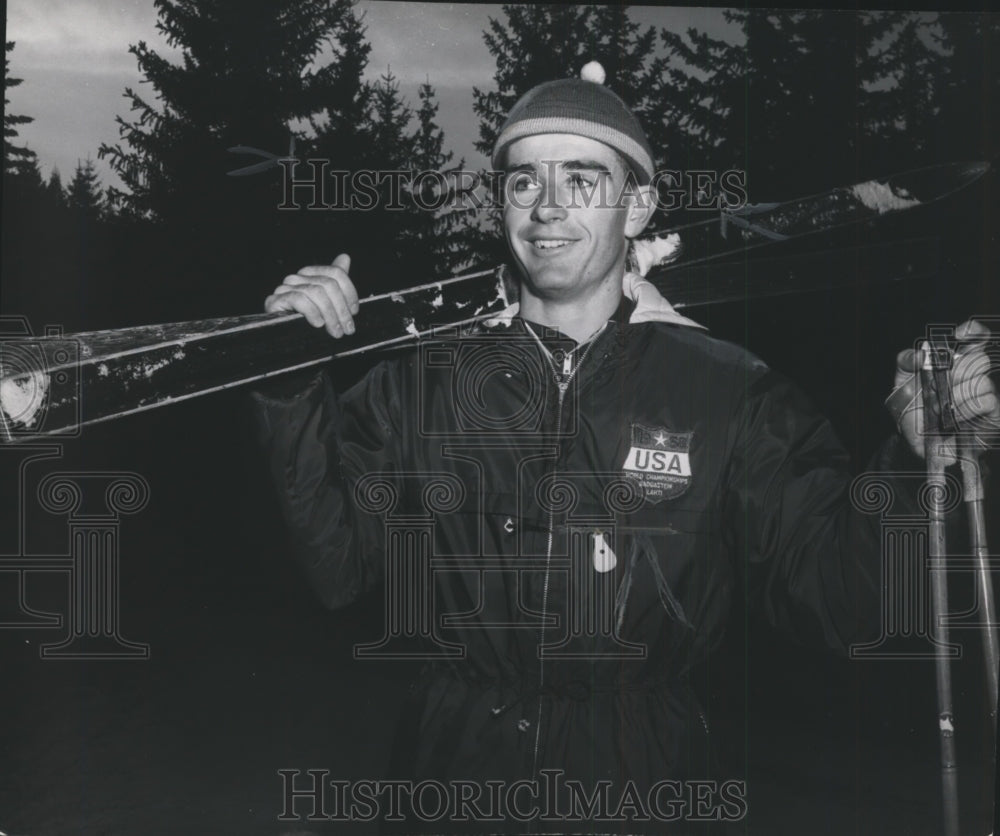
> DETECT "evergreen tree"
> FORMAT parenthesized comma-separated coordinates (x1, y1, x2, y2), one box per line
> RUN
(307, 59, 466, 287)
(411, 82, 451, 173)
(67, 159, 105, 218)
(286, 5, 381, 276)
(653, 23, 745, 195)
(1, 155, 48, 316)
(307, 0, 372, 171)
(367, 69, 412, 168)
(98, 0, 364, 313)
(654, 10, 940, 202)
(3, 41, 38, 178)
(101, 0, 355, 219)
(3, 51, 120, 330)
(399, 81, 469, 279)
(859, 14, 951, 174)
(97, 0, 466, 302)
(355, 69, 418, 284)
(2, 42, 55, 319)
(46, 168, 67, 210)
(933, 12, 1000, 162)
(700, 10, 871, 199)
(854, 11, 903, 174)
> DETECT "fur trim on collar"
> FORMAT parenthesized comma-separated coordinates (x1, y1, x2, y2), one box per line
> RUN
(622, 272, 706, 330)
(481, 271, 706, 331)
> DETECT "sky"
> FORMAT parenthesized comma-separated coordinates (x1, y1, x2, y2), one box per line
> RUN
(3, 1, 741, 191)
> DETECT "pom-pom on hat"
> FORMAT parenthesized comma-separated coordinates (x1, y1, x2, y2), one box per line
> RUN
(491, 61, 655, 185)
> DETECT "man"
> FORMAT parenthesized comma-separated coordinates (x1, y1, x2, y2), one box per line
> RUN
(254, 69, 998, 833)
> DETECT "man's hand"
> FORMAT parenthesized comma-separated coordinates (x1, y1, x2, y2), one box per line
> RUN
(887, 319, 1000, 459)
(264, 253, 359, 338)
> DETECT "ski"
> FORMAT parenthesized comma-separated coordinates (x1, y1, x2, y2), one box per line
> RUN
(0, 267, 511, 442)
(0, 161, 988, 442)
(632, 160, 989, 275)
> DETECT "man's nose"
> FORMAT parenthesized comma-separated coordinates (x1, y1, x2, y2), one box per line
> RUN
(531, 180, 568, 223)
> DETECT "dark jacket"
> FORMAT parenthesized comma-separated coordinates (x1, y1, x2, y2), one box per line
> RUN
(252, 278, 913, 833)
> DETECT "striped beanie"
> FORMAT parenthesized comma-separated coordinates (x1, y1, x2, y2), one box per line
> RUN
(491, 61, 655, 185)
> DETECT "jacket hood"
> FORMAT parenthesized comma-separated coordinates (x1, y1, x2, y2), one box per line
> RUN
(482, 271, 706, 331)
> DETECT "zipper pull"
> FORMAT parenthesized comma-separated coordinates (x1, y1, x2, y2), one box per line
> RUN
(562, 352, 573, 377)
(592, 530, 617, 573)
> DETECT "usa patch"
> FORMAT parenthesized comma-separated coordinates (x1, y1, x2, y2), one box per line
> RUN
(621, 423, 693, 503)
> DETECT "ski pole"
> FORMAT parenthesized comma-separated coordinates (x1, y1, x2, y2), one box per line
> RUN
(959, 444, 999, 736)
(921, 337, 961, 836)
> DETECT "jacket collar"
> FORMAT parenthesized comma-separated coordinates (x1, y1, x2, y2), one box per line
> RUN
(481, 271, 707, 332)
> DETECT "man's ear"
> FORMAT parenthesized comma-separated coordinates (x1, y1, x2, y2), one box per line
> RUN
(624, 184, 658, 239)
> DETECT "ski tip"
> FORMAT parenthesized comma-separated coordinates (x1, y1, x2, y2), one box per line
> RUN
(878, 160, 992, 206)
(950, 160, 992, 194)
(967, 159, 991, 178)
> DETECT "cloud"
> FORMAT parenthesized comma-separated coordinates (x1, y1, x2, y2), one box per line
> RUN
(360, 1, 500, 87)
(4, 63, 132, 187)
(7, 0, 176, 76)
(631, 5, 743, 44)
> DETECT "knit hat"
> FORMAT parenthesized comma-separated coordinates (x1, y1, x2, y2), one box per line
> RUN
(491, 61, 655, 185)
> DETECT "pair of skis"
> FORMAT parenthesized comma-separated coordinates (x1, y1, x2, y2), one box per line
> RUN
(0, 160, 989, 442)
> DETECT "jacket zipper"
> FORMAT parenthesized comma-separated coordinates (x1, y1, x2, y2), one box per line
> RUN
(529, 325, 607, 783)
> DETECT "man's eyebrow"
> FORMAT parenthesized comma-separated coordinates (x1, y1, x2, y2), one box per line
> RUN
(562, 159, 612, 174)
(503, 160, 613, 175)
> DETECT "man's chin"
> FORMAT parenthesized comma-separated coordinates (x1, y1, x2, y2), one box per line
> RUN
(520, 270, 581, 297)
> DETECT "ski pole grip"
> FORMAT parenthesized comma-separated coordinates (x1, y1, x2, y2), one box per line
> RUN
(921, 336, 959, 436)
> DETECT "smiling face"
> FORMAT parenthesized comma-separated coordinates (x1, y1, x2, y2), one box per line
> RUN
(502, 133, 653, 306)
